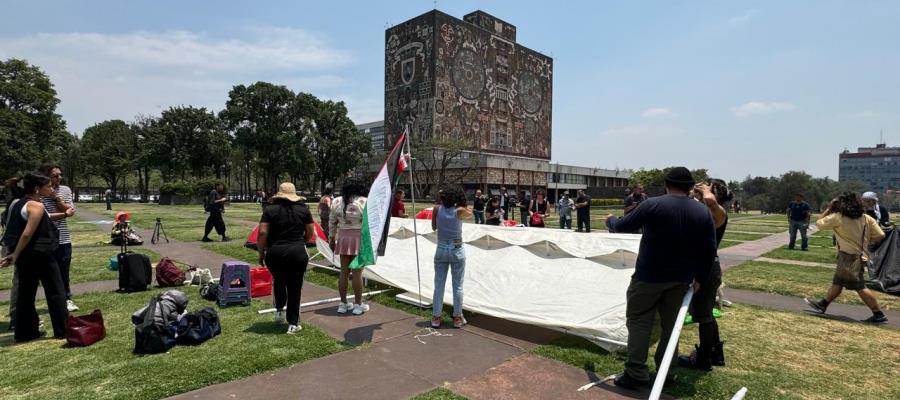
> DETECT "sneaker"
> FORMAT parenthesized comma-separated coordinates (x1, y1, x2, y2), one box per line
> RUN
(337, 302, 353, 314)
(274, 311, 285, 323)
(612, 373, 650, 390)
(352, 303, 370, 315)
(453, 315, 467, 328)
(861, 314, 888, 324)
(804, 297, 827, 314)
(201, 237, 214, 242)
(431, 316, 442, 328)
(66, 300, 79, 312)
(287, 324, 302, 334)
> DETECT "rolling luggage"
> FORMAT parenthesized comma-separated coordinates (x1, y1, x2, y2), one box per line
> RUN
(117, 227, 151, 292)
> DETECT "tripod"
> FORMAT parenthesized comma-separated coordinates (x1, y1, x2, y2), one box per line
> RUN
(151, 217, 169, 244)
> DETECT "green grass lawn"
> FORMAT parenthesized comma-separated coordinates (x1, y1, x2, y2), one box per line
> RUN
(725, 261, 900, 310)
(722, 232, 770, 242)
(0, 289, 348, 400)
(717, 239, 743, 249)
(531, 303, 900, 399)
(0, 247, 158, 291)
(79, 203, 253, 242)
(411, 387, 468, 400)
(762, 246, 837, 264)
(725, 223, 787, 234)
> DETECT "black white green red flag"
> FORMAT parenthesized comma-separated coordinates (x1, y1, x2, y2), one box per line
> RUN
(349, 132, 409, 269)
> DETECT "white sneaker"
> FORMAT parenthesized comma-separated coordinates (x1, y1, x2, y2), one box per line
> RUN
(274, 311, 285, 323)
(337, 302, 354, 314)
(66, 300, 79, 312)
(287, 324, 302, 334)
(352, 303, 370, 315)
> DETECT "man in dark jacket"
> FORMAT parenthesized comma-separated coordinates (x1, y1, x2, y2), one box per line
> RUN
(609, 167, 718, 390)
(862, 191, 891, 228)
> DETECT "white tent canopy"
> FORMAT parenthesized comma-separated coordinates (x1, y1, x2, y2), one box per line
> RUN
(316, 219, 640, 349)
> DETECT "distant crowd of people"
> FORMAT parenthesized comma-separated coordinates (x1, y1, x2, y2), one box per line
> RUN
(467, 187, 594, 231)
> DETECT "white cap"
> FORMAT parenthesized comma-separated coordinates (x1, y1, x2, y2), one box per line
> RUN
(861, 191, 878, 201)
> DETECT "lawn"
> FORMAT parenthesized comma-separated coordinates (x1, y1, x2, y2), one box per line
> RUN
(763, 246, 837, 264)
(531, 303, 900, 399)
(725, 261, 900, 310)
(412, 387, 468, 400)
(725, 223, 787, 234)
(79, 203, 253, 243)
(722, 232, 770, 242)
(0, 246, 158, 291)
(0, 289, 348, 400)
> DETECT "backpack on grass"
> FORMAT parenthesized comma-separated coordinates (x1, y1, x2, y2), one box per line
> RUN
(176, 307, 221, 345)
(133, 295, 177, 354)
(156, 257, 186, 287)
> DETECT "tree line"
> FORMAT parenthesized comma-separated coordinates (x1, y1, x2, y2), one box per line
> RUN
(0, 58, 371, 200)
(629, 167, 867, 212)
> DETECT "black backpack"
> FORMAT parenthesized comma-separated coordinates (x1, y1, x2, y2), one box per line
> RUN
(118, 252, 152, 292)
(133, 295, 177, 354)
(200, 283, 220, 301)
(176, 307, 221, 345)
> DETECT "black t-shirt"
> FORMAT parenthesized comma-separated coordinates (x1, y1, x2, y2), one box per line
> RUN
(260, 202, 314, 246)
(624, 193, 647, 209)
(716, 215, 728, 248)
(486, 205, 502, 225)
(474, 197, 485, 211)
(611, 194, 717, 284)
(208, 190, 225, 212)
(576, 195, 591, 217)
(530, 200, 548, 214)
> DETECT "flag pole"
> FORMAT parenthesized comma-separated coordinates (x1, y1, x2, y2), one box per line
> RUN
(403, 125, 425, 311)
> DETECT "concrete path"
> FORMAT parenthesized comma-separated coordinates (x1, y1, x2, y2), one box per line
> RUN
(753, 257, 834, 268)
(726, 288, 900, 328)
(718, 226, 818, 269)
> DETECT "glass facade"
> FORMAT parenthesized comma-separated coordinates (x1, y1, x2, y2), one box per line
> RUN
(839, 145, 900, 192)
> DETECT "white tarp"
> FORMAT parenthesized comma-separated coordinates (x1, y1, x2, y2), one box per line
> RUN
(316, 219, 640, 349)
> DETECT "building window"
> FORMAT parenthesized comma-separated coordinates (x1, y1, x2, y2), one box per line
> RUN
(491, 125, 511, 148)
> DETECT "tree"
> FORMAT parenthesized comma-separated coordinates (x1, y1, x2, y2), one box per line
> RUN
(0, 58, 69, 179)
(219, 82, 307, 193)
(80, 120, 136, 195)
(157, 106, 230, 179)
(309, 98, 370, 192)
(411, 134, 480, 198)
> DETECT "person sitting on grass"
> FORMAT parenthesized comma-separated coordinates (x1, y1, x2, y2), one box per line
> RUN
(257, 182, 315, 335)
(1, 173, 70, 342)
(430, 185, 473, 329)
(805, 192, 888, 324)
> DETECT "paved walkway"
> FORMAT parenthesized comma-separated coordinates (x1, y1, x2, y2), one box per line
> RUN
(753, 257, 834, 268)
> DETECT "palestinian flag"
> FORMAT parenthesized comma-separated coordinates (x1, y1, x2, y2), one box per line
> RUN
(349, 132, 409, 269)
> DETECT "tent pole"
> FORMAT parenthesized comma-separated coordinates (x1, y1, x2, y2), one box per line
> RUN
(404, 126, 426, 311)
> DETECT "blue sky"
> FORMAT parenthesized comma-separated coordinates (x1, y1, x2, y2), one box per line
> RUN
(2, 0, 898, 180)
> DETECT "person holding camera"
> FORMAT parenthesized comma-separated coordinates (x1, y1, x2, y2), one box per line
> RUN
(1, 173, 70, 342)
(485, 196, 503, 226)
(430, 185, 473, 328)
(624, 184, 648, 215)
(473, 190, 486, 224)
(202, 183, 229, 242)
(805, 192, 887, 324)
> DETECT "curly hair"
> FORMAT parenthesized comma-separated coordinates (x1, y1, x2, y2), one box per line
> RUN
(5, 172, 50, 199)
(707, 178, 734, 206)
(438, 185, 466, 208)
(831, 191, 864, 219)
(340, 177, 368, 213)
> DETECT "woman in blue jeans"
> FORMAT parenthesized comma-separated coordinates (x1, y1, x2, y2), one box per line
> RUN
(431, 185, 472, 329)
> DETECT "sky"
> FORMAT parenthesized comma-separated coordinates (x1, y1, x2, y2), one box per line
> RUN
(1, 0, 898, 181)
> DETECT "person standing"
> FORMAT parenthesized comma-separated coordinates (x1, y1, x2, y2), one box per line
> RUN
(861, 191, 891, 228)
(430, 185, 473, 329)
(39, 165, 78, 312)
(787, 194, 811, 250)
(500, 186, 510, 220)
(608, 167, 717, 390)
(485, 196, 503, 226)
(391, 189, 408, 218)
(318, 188, 333, 238)
(1, 173, 70, 342)
(105, 188, 112, 210)
(624, 184, 649, 215)
(472, 190, 486, 224)
(574, 189, 592, 232)
(557, 192, 574, 230)
(328, 178, 369, 315)
(805, 192, 888, 324)
(678, 179, 732, 371)
(518, 191, 531, 226)
(528, 190, 549, 228)
(202, 183, 229, 242)
(257, 182, 315, 335)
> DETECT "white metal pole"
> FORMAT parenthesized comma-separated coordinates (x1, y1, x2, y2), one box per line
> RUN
(730, 387, 748, 400)
(649, 288, 694, 400)
(404, 126, 425, 310)
(257, 289, 393, 314)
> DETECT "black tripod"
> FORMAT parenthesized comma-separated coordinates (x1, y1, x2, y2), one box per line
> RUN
(151, 217, 169, 244)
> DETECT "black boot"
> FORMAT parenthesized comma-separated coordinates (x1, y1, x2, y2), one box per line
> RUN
(710, 341, 725, 366)
(677, 344, 712, 371)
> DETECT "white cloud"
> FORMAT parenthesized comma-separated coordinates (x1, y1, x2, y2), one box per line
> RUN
(0, 28, 354, 133)
(641, 107, 677, 119)
(730, 102, 795, 117)
(728, 10, 757, 27)
(838, 110, 879, 118)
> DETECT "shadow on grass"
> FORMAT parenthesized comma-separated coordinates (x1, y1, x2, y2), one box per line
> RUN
(243, 321, 288, 335)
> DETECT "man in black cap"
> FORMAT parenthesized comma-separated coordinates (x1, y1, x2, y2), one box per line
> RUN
(608, 166, 718, 390)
